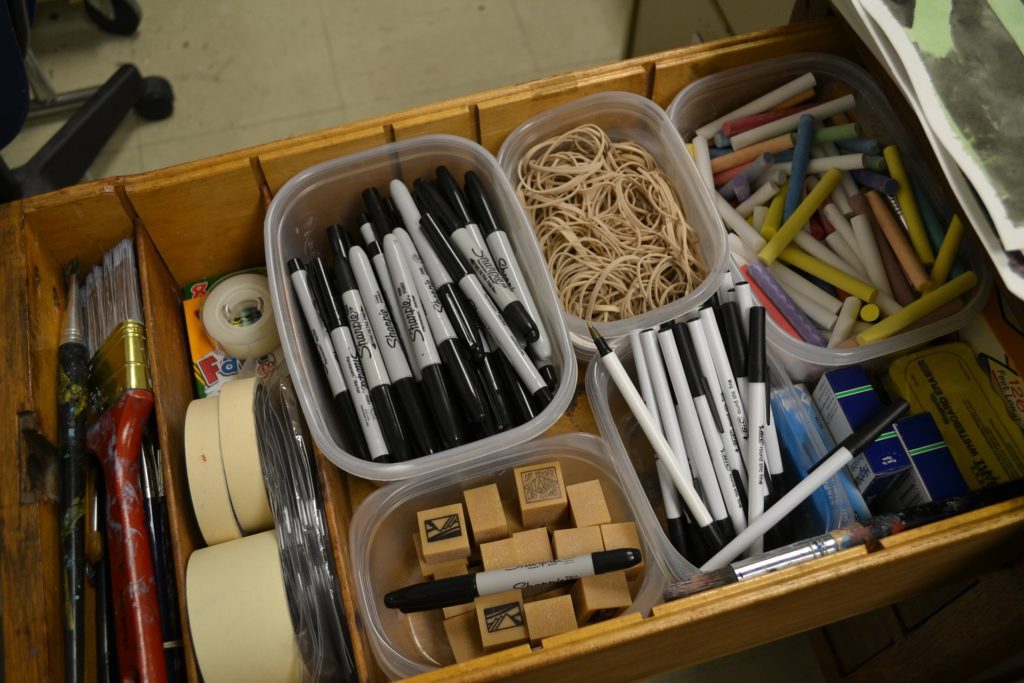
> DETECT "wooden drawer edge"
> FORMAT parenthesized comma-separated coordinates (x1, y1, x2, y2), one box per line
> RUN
(402, 498, 1024, 682)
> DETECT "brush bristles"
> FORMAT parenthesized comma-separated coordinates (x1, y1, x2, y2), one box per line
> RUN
(81, 238, 143, 356)
(663, 567, 740, 601)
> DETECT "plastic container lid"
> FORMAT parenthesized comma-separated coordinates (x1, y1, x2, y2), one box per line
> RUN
(497, 92, 730, 360)
(349, 432, 683, 679)
(667, 53, 991, 383)
(264, 135, 576, 481)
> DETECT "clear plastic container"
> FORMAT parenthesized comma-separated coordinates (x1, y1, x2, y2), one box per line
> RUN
(496, 92, 730, 360)
(348, 432, 683, 680)
(666, 53, 991, 383)
(264, 135, 577, 481)
(585, 342, 864, 573)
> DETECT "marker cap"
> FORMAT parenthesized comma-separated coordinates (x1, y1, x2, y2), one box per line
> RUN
(464, 171, 501, 236)
(435, 166, 474, 226)
(362, 187, 394, 236)
(747, 307, 767, 384)
(414, 179, 462, 233)
(308, 258, 343, 330)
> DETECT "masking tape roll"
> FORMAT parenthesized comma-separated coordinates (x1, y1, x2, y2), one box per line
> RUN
(185, 397, 243, 545)
(202, 273, 280, 359)
(187, 530, 301, 683)
(219, 377, 274, 534)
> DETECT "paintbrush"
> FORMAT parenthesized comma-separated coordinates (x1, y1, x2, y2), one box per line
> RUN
(82, 237, 167, 683)
(58, 259, 89, 683)
(665, 478, 1024, 601)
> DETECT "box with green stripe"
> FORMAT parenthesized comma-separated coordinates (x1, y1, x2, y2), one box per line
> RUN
(882, 414, 969, 509)
(812, 366, 910, 504)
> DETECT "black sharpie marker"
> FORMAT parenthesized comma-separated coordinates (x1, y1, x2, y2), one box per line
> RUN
(287, 258, 369, 460)
(416, 179, 539, 343)
(421, 211, 553, 408)
(308, 258, 390, 462)
(327, 244, 410, 461)
(385, 548, 642, 613)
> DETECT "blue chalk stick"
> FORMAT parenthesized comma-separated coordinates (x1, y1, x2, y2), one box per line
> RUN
(708, 146, 733, 158)
(912, 180, 964, 277)
(714, 132, 731, 148)
(850, 169, 900, 194)
(836, 137, 883, 155)
(783, 114, 816, 223)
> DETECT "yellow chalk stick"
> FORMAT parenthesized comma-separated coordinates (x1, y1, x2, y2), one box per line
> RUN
(858, 303, 880, 322)
(929, 215, 965, 288)
(856, 271, 978, 345)
(779, 245, 878, 303)
(760, 182, 788, 239)
(882, 145, 934, 267)
(758, 169, 842, 265)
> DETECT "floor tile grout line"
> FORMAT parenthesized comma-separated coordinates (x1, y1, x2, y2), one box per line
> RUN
(313, 0, 351, 121)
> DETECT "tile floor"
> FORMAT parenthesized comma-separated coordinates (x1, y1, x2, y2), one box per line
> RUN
(5, 1, 825, 680)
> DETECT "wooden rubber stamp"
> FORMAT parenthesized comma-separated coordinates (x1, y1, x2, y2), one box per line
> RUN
(417, 502, 470, 564)
(513, 461, 568, 528)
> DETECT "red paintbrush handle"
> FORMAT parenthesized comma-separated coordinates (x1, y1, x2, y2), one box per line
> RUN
(87, 389, 167, 683)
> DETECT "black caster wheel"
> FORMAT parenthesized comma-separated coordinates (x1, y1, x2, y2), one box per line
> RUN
(134, 77, 174, 121)
(84, 0, 142, 36)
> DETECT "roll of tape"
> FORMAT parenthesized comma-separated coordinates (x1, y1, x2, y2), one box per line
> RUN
(185, 397, 243, 545)
(202, 273, 280, 359)
(187, 530, 301, 683)
(219, 378, 274, 534)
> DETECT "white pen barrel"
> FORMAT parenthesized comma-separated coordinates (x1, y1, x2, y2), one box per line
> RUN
(475, 555, 594, 595)
(290, 270, 346, 398)
(329, 326, 388, 460)
(351, 247, 413, 382)
(382, 234, 443, 371)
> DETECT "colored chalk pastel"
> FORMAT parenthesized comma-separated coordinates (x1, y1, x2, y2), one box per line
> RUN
(883, 145, 934, 267)
(796, 123, 860, 145)
(836, 137, 882, 155)
(691, 135, 714, 192)
(866, 207, 917, 306)
(856, 272, 978, 345)
(758, 169, 842, 265)
(786, 287, 839, 329)
(863, 156, 887, 172)
(778, 246, 877, 303)
(760, 182, 788, 238)
(714, 132, 731, 148)
(731, 94, 856, 149)
(859, 303, 881, 322)
(747, 262, 827, 345)
(769, 262, 842, 314)
(783, 114, 816, 223)
(722, 103, 816, 137)
(698, 72, 817, 139)
(708, 146, 732, 159)
(717, 193, 767, 253)
(753, 168, 787, 188)
(741, 265, 802, 339)
(930, 215, 965, 288)
(866, 191, 932, 293)
(912, 181, 964, 279)
(735, 181, 780, 218)
(827, 296, 862, 348)
(850, 169, 899, 194)
(710, 134, 792, 173)
(825, 232, 869, 280)
(769, 88, 816, 111)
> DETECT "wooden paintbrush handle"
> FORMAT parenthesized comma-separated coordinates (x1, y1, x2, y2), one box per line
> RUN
(87, 389, 167, 683)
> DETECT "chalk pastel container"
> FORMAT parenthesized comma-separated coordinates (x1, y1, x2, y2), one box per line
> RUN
(667, 53, 990, 382)
(265, 135, 576, 481)
(349, 433, 684, 679)
(498, 92, 730, 359)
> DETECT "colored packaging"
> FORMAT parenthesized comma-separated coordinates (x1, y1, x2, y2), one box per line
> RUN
(813, 366, 909, 503)
(886, 343, 1024, 489)
(883, 413, 969, 508)
(183, 270, 281, 398)
(959, 285, 1024, 432)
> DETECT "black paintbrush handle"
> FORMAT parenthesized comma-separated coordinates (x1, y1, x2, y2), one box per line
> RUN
(58, 340, 89, 683)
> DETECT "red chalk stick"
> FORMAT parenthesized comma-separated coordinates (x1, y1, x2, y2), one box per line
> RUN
(722, 103, 816, 137)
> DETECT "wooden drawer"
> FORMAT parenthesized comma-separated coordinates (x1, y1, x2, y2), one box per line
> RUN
(3, 17, 1023, 682)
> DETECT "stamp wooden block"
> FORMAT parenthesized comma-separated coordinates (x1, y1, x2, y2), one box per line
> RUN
(475, 589, 528, 651)
(600, 522, 644, 580)
(512, 527, 553, 565)
(412, 533, 467, 578)
(480, 538, 519, 572)
(566, 480, 612, 528)
(463, 484, 509, 546)
(524, 594, 578, 644)
(502, 497, 525, 535)
(444, 610, 485, 664)
(513, 461, 569, 529)
(417, 503, 471, 564)
(551, 526, 604, 560)
(570, 572, 631, 624)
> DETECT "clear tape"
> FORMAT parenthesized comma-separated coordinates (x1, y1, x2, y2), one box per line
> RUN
(254, 365, 356, 682)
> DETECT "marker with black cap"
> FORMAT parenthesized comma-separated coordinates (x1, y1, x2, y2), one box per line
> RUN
(672, 322, 748, 522)
(477, 332, 514, 432)
(307, 258, 390, 462)
(357, 213, 413, 358)
(421, 210, 553, 408)
(389, 180, 484, 361)
(495, 350, 537, 424)
(326, 240, 411, 461)
(464, 170, 557, 388)
(287, 258, 369, 460)
(630, 330, 688, 556)
(745, 306, 769, 554)
(415, 179, 539, 343)
(334, 226, 441, 457)
(590, 323, 726, 555)
(720, 300, 749, 400)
